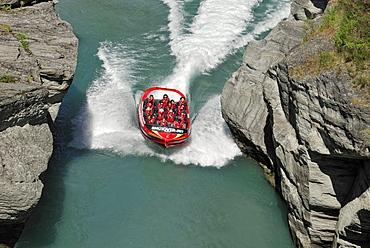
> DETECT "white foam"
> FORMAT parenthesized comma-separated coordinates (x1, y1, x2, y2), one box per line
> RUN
(71, 0, 291, 167)
(161, 0, 260, 93)
(158, 95, 242, 168)
(161, 0, 185, 43)
(160, 0, 292, 94)
(70, 42, 140, 149)
(72, 68, 240, 167)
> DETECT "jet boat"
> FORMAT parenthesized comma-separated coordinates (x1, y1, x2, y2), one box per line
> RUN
(138, 87, 191, 147)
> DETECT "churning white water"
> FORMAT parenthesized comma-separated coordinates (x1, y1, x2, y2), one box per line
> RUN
(70, 0, 291, 168)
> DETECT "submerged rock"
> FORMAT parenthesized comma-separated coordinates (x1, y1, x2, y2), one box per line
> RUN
(0, 1, 78, 246)
(221, 0, 370, 247)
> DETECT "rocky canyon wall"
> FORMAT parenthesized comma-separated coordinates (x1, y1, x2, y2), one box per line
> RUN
(0, 1, 77, 246)
(221, 0, 370, 247)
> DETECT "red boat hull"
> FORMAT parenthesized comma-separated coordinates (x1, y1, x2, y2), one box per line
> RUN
(138, 87, 191, 147)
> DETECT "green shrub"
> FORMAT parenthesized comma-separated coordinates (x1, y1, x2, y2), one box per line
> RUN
(295, 1, 369, 98)
(15, 31, 32, 54)
(0, 5, 12, 11)
(319, 52, 338, 70)
(325, 0, 370, 70)
(320, 0, 369, 95)
(0, 73, 17, 83)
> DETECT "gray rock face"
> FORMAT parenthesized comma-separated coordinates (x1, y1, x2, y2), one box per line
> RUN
(334, 165, 370, 248)
(0, 124, 52, 220)
(1, 0, 48, 8)
(221, 1, 370, 247)
(0, 0, 77, 104)
(290, 0, 327, 20)
(0, 1, 78, 246)
(0, 84, 49, 132)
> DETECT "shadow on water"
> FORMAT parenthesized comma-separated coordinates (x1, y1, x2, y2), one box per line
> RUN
(15, 89, 93, 247)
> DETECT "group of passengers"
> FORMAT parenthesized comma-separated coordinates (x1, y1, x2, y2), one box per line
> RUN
(143, 94, 188, 128)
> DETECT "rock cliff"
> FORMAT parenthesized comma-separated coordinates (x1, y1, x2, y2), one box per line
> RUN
(0, 1, 77, 246)
(221, 0, 370, 247)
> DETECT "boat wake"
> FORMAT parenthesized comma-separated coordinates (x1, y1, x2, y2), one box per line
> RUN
(70, 0, 291, 168)
(161, 0, 291, 93)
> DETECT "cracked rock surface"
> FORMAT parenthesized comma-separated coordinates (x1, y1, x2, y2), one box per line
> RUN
(221, 1, 370, 247)
(0, 1, 78, 246)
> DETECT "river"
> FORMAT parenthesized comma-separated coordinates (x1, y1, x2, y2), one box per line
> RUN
(15, 0, 294, 247)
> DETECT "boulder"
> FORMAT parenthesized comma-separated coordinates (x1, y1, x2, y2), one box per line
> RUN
(290, 0, 327, 21)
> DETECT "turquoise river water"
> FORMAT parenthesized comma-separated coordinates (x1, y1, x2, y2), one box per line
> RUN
(15, 0, 295, 247)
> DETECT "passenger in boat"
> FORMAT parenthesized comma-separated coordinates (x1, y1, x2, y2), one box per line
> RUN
(174, 120, 186, 128)
(166, 102, 175, 113)
(156, 110, 165, 121)
(166, 110, 175, 122)
(160, 118, 167, 126)
(179, 120, 187, 128)
(178, 96, 187, 107)
(177, 104, 185, 115)
(161, 94, 170, 106)
(148, 115, 157, 125)
(173, 119, 186, 128)
(144, 95, 156, 107)
(144, 113, 152, 124)
(170, 99, 177, 108)
(156, 102, 165, 114)
(172, 120, 180, 128)
(144, 102, 154, 116)
(178, 111, 187, 123)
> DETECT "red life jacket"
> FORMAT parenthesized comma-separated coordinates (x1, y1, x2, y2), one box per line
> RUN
(157, 105, 165, 114)
(146, 99, 155, 106)
(166, 100, 174, 109)
(156, 112, 165, 120)
(144, 98, 155, 109)
(160, 119, 167, 126)
(177, 106, 185, 115)
(167, 112, 175, 122)
(148, 117, 156, 124)
(161, 98, 169, 106)
(145, 107, 153, 116)
(178, 99, 187, 107)
(180, 121, 187, 128)
(179, 113, 187, 122)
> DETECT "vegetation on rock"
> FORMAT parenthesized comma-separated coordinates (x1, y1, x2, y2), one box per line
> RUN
(0, 73, 18, 83)
(323, 0, 369, 95)
(295, 0, 369, 97)
(0, 5, 11, 11)
(15, 31, 32, 54)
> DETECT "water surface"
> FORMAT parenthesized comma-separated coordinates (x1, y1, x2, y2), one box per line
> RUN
(16, 0, 294, 247)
